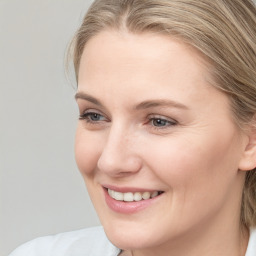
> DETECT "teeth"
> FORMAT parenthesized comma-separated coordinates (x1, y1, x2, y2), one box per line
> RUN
(108, 189, 161, 202)
(114, 192, 124, 201)
(134, 192, 142, 201)
(108, 189, 115, 198)
(123, 192, 133, 202)
(142, 191, 150, 200)
(151, 191, 158, 198)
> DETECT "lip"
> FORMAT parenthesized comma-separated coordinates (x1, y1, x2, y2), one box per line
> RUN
(103, 184, 159, 193)
(103, 186, 164, 214)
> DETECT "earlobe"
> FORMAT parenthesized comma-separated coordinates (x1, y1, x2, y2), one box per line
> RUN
(239, 126, 256, 171)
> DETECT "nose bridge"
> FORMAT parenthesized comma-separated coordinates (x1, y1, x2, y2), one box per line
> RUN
(105, 122, 127, 154)
(97, 122, 141, 176)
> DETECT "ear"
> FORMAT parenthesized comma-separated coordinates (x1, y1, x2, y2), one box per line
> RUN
(239, 125, 256, 171)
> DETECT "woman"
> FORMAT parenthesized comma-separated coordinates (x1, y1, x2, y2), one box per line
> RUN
(10, 0, 256, 255)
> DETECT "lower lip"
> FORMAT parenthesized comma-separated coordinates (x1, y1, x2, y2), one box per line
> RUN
(103, 188, 163, 214)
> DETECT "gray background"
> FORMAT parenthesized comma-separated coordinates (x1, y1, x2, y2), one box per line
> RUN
(0, 1, 100, 255)
(1, 0, 256, 256)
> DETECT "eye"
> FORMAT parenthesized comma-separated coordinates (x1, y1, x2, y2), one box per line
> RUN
(79, 111, 108, 123)
(151, 118, 169, 127)
(148, 116, 177, 128)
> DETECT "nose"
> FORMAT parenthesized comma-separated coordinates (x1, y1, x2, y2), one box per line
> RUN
(97, 124, 142, 177)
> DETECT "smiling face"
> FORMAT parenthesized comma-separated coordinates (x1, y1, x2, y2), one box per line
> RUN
(75, 30, 249, 253)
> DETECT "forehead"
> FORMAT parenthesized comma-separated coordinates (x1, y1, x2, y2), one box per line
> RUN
(79, 31, 212, 96)
(79, 31, 209, 84)
(81, 30, 206, 66)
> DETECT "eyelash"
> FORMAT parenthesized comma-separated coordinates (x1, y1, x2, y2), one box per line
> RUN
(147, 116, 177, 129)
(79, 112, 108, 123)
(79, 111, 177, 130)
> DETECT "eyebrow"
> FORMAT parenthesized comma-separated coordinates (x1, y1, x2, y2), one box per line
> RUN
(75, 92, 104, 107)
(75, 92, 188, 110)
(135, 99, 189, 110)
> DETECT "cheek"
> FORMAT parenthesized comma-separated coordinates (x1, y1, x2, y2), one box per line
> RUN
(143, 131, 241, 192)
(75, 128, 102, 176)
(141, 133, 243, 229)
(145, 141, 201, 189)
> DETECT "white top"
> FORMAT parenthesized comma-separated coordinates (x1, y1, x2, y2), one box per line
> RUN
(9, 226, 256, 256)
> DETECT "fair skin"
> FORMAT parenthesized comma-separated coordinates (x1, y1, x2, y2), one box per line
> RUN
(75, 30, 253, 256)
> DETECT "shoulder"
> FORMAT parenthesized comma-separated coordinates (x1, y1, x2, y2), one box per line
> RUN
(9, 226, 120, 256)
(246, 228, 256, 256)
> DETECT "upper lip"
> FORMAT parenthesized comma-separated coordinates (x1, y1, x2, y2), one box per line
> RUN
(102, 184, 163, 193)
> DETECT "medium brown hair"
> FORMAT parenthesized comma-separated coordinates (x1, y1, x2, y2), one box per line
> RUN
(70, 0, 256, 227)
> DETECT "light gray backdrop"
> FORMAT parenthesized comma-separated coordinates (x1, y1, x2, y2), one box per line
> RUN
(0, 1, 100, 255)
(1, 0, 256, 255)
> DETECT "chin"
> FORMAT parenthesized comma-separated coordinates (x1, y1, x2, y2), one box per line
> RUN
(101, 217, 170, 251)
(104, 225, 155, 250)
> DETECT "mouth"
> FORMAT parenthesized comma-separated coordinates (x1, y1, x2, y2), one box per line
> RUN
(103, 186, 164, 213)
(107, 188, 164, 202)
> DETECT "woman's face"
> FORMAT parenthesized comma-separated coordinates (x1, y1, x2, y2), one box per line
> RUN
(75, 31, 249, 251)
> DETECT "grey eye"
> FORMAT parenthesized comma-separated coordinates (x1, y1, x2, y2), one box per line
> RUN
(89, 113, 103, 121)
(79, 112, 106, 122)
(152, 118, 169, 127)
